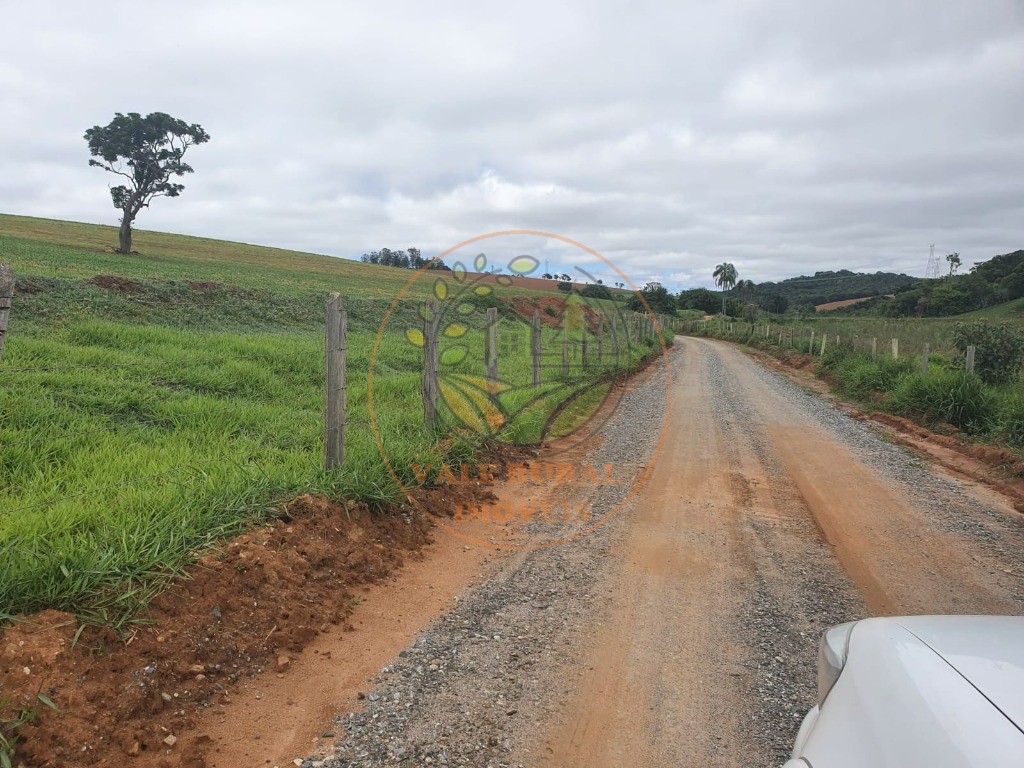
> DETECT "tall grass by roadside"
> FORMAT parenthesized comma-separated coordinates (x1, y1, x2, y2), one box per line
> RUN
(0, 279, 664, 621)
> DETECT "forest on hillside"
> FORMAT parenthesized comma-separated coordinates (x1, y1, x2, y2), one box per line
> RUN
(837, 250, 1024, 317)
(747, 269, 916, 308)
(635, 249, 1024, 319)
(673, 269, 916, 317)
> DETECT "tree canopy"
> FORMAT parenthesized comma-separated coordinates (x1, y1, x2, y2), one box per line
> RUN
(85, 112, 209, 254)
(359, 247, 451, 271)
(712, 262, 738, 314)
(835, 250, 1024, 317)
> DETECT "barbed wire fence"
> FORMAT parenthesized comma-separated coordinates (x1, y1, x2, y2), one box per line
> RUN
(680, 317, 976, 375)
(0, 263, 683, 525)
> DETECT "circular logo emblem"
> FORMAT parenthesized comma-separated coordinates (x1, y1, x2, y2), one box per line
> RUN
(368, 231, 672, 550)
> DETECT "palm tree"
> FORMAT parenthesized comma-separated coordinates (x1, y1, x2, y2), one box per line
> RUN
(712, 263, 738, 315)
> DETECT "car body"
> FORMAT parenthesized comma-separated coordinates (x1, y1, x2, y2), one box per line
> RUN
(785, 615, 1024, 768)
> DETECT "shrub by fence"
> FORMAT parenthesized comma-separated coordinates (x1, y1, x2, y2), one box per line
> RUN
(680, 316, 1024, 450)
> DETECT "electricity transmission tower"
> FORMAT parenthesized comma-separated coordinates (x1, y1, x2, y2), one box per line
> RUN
(924, 244, 942, 279)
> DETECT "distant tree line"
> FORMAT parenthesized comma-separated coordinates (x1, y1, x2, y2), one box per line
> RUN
(837, 250, 1024, 318)
(359, 247, 451, 271)
(744, 269, 916, 308)
(546, 248, 1024, 321)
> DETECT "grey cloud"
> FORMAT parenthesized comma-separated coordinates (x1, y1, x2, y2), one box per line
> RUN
(1, 0, 1022, 290)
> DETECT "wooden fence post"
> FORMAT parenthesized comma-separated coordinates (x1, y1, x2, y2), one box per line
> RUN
(891, 338, 899, 359)
(562, 309, 570, 375)
(921, 343, 930, 375)
(581, 325, 589, 368)
(611, 315, 620, 357)
(422, 298, 440, 428)
(871, 337, 877, 360)
(597, 316, 604, 365)
(809, 330, 815, 355)
(485, 307, 498, 386)
(532, 309, 542, 387)
(324, 292, 347, 470)
(966, 345, 976, 375)
(820, 333, 827, 357)
(0, 265, 13, 364)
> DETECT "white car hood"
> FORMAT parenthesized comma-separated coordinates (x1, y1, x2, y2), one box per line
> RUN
(800, 616, 1024, 768)
(896, 615, 1024, 732)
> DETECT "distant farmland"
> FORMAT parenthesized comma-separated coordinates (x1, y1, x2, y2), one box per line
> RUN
(815, 296, 875, 312)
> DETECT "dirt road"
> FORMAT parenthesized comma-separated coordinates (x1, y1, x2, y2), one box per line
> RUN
(309, 336, 1024, 768)
(541, 335, 1024, 767)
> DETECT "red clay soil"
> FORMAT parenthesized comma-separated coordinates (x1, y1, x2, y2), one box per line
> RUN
(0, 485, 490, 768)
(503, 296, 602, 333)
(814, 296, 874, 312)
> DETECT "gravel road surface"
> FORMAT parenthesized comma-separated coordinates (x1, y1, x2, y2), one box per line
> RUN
(308, 336, 1024, 768)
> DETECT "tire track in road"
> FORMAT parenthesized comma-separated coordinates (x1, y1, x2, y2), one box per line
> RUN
(541, 336, 1024, 767)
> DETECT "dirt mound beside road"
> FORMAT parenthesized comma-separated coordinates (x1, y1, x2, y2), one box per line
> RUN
(0, 494, 436, 767)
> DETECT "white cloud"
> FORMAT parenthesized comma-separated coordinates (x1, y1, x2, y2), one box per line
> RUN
(1, 0, 1022, 290)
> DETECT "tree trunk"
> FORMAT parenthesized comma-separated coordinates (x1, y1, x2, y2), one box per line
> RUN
(118, 215, 133, 254)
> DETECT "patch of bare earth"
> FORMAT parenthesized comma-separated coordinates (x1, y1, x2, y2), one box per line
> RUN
(0, 485, 494, 767)
(86, 275, 145, 294)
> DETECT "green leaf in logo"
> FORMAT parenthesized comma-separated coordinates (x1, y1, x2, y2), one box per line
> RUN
(508, 255, 539, 275)
(434, 278, 448, 301)
(405, 328, 425, 347)
(440, 346, 468, 365)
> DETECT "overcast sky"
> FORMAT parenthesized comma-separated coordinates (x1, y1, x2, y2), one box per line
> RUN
(2, 1, 1022, 289)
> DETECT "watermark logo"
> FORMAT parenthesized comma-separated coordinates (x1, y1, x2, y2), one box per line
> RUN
(368, 231, 672, 550)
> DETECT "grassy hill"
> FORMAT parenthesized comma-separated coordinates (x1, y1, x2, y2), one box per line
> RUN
(0, 215, 663, 621)
(831, 250, 1024, 318)
(0, 214, 442, 298)
(952, 296, 1024, 319)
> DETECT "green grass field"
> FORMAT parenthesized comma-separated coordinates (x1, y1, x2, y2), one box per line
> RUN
(0, 213, 426, 298)
(800, 295, 1024, 353)
(957, 297, 1024, 319)
(0, 215, 664, 621)
(800, 316, 960, 356)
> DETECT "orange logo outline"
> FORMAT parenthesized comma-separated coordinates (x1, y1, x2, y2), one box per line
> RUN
(367, 230, 673, 551)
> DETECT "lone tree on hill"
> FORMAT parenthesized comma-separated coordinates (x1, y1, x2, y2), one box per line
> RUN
(712, 262, 738, 315)
(85, 112, 210, 254)
(946, 252, 962, 276)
